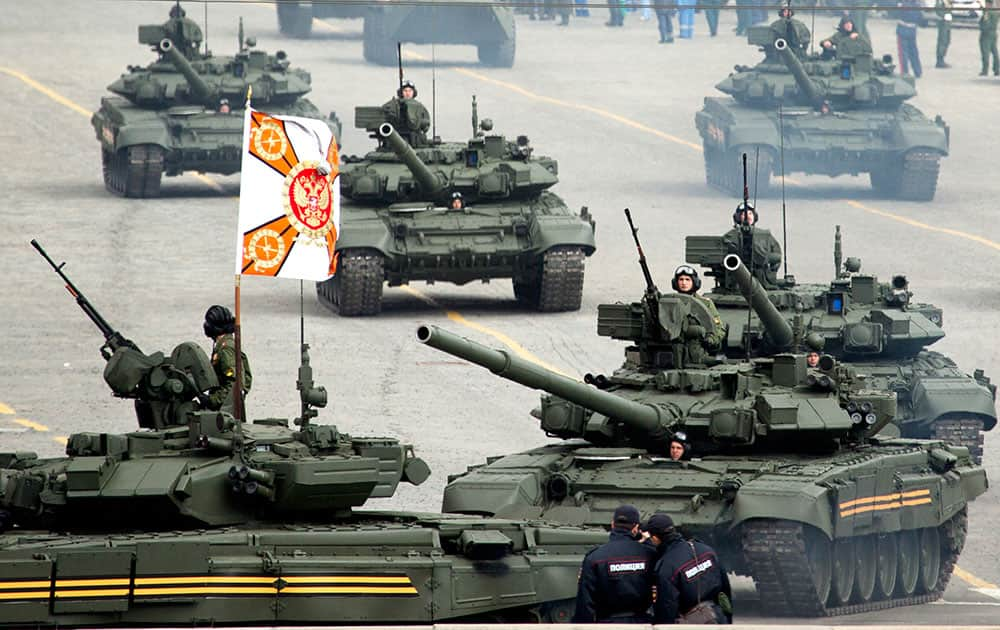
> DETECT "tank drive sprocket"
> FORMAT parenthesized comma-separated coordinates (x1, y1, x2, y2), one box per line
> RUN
(514, 247, 585, 312)
(102, 144, 164, 198)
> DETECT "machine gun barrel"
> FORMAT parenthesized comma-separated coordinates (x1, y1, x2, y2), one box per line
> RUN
(31, 240, 139, 355)
(774, 38, 822, 107)
(624, 208, 658, 297)
(723, 254, 794, 349)
(158, 38, 215, 108)
(417, 325, 667, 436)
(378, 123, 446, 197)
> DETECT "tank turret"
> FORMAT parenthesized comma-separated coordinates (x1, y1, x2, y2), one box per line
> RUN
(157, 38, 215, 108)
(418, 324, 896, 452)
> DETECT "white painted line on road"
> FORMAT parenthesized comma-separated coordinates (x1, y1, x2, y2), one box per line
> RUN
(934, 597, 1000, 605)
(972, 588, 1000, 601)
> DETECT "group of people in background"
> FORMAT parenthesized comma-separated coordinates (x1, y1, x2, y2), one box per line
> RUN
(523, 0, 1000, 80)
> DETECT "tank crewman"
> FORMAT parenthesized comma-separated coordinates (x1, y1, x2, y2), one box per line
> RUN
(673, 265, 726, 361)
(572, 504, 656, 623)
(821, 16, 873, 59)
(450, 191, 465, 210)
(165, 2, 204, 59)
(806, 350, 821, 368)
(381, 79, 431, 146)
(722, 202, 784, 289)
(668, 432, 688, 461)
(768, 4, 811, 58)
(203, 305, 253, 413)
(936, 0, 953, 68)
(647, 513, 733, 624)
(979, 0, 999, 76)
(218, 98, 231, 113)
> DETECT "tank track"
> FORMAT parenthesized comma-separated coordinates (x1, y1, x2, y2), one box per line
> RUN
(931, 417, 985, 464)
(742, 512, 964, 617)
(103, 144, 164, 198)
(315, 250, 384, 316)
(897, 151, 941, 202)
(534, 247, 586, 312)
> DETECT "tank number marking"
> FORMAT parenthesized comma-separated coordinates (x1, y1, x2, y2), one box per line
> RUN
(101, 126, 115, 146)
(838, 488, 931, 518)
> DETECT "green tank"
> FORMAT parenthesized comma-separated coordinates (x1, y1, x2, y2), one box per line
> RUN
(91, 3, 340, 198)
(419, 256, 988, 615)
(0, 242, 605, 627)
(274, 1, 515, 67)
(316, 98, 596, 316)
(685, 220, 996, 462)
(695, 25, 949, 200)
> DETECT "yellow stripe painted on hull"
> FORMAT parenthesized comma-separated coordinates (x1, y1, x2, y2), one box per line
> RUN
(0, 591, 49, 600)
(0, 581, 50, 590)
(54, 589, 129, 598)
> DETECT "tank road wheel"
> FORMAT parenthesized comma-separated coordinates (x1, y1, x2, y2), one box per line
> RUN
(931, 417, 985, 464)
(804, 527, 833, 607)
(895, 529, 920, 596)
(516, 247, 586, 312)
(362, 12, 395, 66)
(828, 538, 856, 606)
(917, 526, 942, 594)
(852, 535, 877, 603)
(703, 145, 724, 188)
(897, 150, 942, 201)
(101, 147, 120, 195)
(332, 250, 384, 316)
(276, 2, 314, 38)
(106, 145, 164, 198)
(874, 533, 898, 599)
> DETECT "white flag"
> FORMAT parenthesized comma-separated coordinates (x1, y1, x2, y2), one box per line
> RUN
(235, 106, 340, 281)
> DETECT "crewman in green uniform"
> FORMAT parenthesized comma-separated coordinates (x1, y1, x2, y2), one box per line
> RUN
(979, 0, 999, 76)
(381, 79, 431, 146)
(936, 0, 953, 68)
(672, 265, 726, 362)
(203, 305, 252, 414)
(820, 16, 873, 59)
(768, 4, 811, 59)
(722, 203, 784, 289)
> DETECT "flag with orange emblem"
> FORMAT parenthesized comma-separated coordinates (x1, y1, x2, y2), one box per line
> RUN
(235, 106, 340, 281)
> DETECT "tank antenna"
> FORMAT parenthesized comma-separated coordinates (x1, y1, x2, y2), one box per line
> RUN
(472, 95, 479, 137)
(431, 44, 437, 142)
(203, 1, 208, 56)
(742, 153, 755, 361)
(779, 103, 788, 280)
(834, 225, 843, 277)
(397, 42, 404, 92)
(810, 4, 816, 56)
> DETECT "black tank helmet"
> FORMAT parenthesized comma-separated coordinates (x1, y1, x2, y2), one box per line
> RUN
(397, 79, 418, 98)
(671, 265, 701, 293)
(204, 305, 235, 339)
(733, 201, 758, 226)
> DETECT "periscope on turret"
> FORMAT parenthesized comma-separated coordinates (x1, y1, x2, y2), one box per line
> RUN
(695, 24, 949, 201)
(90, 2, 341, 198)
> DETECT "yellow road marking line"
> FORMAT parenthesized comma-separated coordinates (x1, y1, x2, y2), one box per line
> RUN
(401, 286, 573, 377)
(13, 418, 49, 432)
(0, 591, 49, 600)
(955, 566, 999, 590)
(53, 588, 129, 598)
(53, 436, 68, 446)
(0, 402, 14, 414)
(846, 200, 1000, 252)
(0, 581, 50, 590)
(0, 66, 224, 193)
(55, 578, 129, 588)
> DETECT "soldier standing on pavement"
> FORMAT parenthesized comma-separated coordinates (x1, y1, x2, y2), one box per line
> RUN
(936, 0, 953, 67)
(646, 514, 733, 624)
(203, 305, 252, 414)
(572, 505, 656, 623)
(979, 0, 999, 76)
(654, 0, 675, 43)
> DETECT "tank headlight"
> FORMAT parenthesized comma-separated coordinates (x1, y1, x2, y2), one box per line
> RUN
(851, 412, 864, 424)
(865, 413, 878, 425)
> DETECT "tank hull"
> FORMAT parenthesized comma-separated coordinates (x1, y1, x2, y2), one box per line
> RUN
(91, 97, 340, 197)
(0, 513, 603, 626)
(443, 440, 986, 616)
(695, 97, 949, 200)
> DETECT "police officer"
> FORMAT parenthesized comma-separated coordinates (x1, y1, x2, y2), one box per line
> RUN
(382, 79, 431, 146)
(573, 505, 656, 623)
(203, 305, 252, 413)
(936, 0, 953, 68)
(979, 0, 999, 76)
(672, 265, 726, 361)
(646, 513, 733, 624)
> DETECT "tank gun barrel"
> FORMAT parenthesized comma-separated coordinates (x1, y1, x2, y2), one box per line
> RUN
(378, 123, 446, 197)
(723, 254, 794, 348)
(774, 38, 822, 107)
(158, 38, 215, 108)
(417, 325, 670, 437)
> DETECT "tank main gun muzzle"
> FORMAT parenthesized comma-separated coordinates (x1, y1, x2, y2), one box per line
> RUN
(378, 123, 446, 197)
(774, 38, 823, 107)
(158, 38, 215, 108)
(416, 324, 672, 439)
(723, 254, 795, 349)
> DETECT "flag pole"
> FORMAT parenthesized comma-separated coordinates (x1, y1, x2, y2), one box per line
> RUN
(232, 84, 253, 425)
